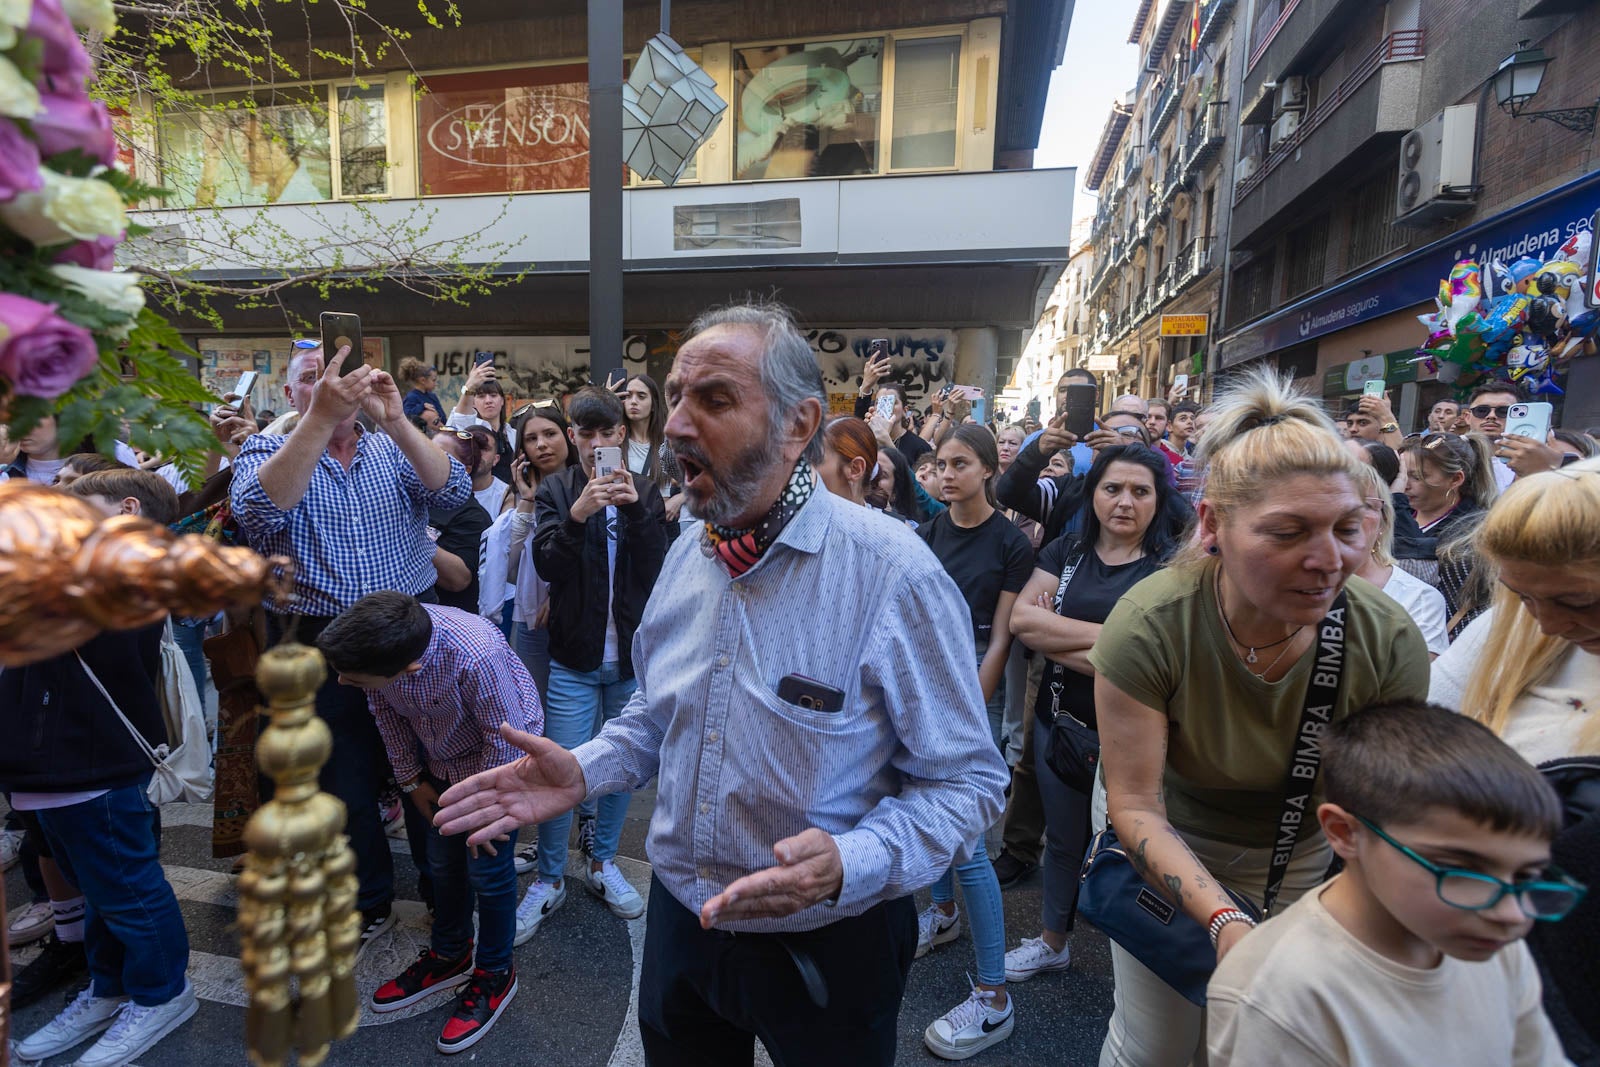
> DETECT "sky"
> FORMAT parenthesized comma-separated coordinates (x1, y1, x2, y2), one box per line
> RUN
(1035, 1, 1142, 226)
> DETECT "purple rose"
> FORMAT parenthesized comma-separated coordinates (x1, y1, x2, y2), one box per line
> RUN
(0, 293, 99, 399)
(54, 234, 118, 270)
(28, 0, 92, 85)
(0, 118, 43, 200)
(33, 92, 116, 165)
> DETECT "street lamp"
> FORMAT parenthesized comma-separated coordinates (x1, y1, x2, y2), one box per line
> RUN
(1491, 40, 1598, 135)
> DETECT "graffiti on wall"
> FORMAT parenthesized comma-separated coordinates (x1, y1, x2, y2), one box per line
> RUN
(422, 328, 957, 411)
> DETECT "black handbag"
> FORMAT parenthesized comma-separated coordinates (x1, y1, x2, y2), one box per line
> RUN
(1076, 591, 1349, 1005)
(1038, 548, 1101, 792)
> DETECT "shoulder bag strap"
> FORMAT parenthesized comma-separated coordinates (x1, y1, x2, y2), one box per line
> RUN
(1045, 549, 1087, 717)
(74, 652, 164, 769)
(1261, 590, 1349, 918)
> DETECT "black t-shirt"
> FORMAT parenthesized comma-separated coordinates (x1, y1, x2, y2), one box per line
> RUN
(1032, 536, 1161, 727)
(895, 431, 932, 466)
(918, 510, 1034, 647)
(428, 500, 492, 614)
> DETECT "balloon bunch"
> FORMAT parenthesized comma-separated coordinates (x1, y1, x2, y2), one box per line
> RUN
(1416, 230, 1597, 396)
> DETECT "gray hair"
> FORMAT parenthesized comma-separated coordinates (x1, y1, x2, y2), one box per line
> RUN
(685, 300, 825, 463)
(1110, 393, 1148, 415)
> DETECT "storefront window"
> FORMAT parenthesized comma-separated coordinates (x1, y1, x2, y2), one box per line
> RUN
(338, 86, 389, 197)
(158, 93, 332, 208)
(890, 36, 960, 170)
(733, 38, 882, 180)
(416, 64, 592, 195)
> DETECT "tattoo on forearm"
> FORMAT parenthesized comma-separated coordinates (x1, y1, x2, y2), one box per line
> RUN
(1131, 836, 1152, 877)
(1163, 873, 1184, 905)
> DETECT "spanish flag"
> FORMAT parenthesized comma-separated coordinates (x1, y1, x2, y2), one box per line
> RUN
(1190, 1, 1201, 50)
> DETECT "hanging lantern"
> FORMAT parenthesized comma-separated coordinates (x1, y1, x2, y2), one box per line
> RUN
(622, 33, 728, 186)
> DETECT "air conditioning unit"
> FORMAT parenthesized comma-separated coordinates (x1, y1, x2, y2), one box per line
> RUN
(1236, 155, 1259, 182)
(1269, 110, 1301, 148)
(1274, 76, 1307, 114)
(1395, 104, 1478, 225)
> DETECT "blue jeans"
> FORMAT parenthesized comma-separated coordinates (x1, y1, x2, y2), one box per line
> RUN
(424, 791, 519, 973)
(930, 837, 1006, 987)
(37, 781, 189, 1005)
(538, 661, 635, 880)
(513, 622, 551, 702)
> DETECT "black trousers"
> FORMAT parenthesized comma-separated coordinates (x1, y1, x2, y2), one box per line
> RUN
(639, 875, 916, 1067)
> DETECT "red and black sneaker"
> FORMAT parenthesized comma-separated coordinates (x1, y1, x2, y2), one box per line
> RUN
(436, 966, 518, 1054)
(370, 947, 473, 1014)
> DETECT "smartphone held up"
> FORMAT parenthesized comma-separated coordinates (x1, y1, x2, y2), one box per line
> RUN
(320, 311, 364, 375)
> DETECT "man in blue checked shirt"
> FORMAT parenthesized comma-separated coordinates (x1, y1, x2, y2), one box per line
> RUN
(231, 340, 471, 953)
(437, 302, 1009, 1066)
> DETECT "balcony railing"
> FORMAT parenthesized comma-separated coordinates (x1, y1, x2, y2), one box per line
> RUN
(1183, 100, 1229, 177)
(1161, 154, 1186, 203)
(1248, 0, 1301, 73)
(1175, 236, 1215, 287)
(1150, 74, 1182, 140)
(1234, 29, 1425, 204)
(1198, 0, 1236, 49)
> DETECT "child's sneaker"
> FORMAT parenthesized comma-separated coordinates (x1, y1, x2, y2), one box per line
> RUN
(923, 984, 1014, 1061)
(576, 813, 597, 858)
(915, 902, 962, 959)
(436, 967, 517, 1054)
(514, 878, 567, 945)
(74, 978, 198, 1067)
(370, 947, 473, 1013)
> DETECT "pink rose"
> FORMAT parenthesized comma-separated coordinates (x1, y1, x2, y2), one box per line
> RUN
(54, 233, 118, 270)
(28, 0, 91, 85)
(0, 292, 99, 398)
(0, 117, 42, 200)
(33, 91, 115, 165)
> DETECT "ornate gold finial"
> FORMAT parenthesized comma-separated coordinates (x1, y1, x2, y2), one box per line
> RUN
(238, 643, 361, 1067)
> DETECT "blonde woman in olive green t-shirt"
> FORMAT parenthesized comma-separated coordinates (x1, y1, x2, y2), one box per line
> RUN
(1088, 369, 1430, 1067)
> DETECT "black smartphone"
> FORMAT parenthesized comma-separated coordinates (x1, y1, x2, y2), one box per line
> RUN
(474, 351, 496, 368)
(776, 673, 845, 714)
(320, 312, 364, 376)
(869, 338, 889, 362)
(1063, 383, 1097, 438)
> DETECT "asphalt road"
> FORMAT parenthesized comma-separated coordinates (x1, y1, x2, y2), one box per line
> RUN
(6, 787, 1115, 1066)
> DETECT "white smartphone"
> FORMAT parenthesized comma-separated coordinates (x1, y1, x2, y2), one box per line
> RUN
(1505, 402, 1553, 442)
(593, 445, 623, 478)
(1173, 373, 1189, 394)
(230, 370, 259, 403)
(1363, 378, 1387, 398)
(874, 393, 897, 422)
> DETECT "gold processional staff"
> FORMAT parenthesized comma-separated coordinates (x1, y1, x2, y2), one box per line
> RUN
(0, 481, 360, 1066)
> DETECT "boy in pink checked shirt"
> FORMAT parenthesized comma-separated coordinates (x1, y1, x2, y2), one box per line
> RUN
(318, 592, 542, 1055)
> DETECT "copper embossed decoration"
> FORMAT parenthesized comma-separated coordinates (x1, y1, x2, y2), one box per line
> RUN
(0, 481, 292, 666)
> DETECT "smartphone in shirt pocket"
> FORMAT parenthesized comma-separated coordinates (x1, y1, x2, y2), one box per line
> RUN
(777, 674, 845, 714)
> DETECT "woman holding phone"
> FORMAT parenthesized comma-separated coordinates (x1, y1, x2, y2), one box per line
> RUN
(449, 360, 517, 483)
(622, 373, 687, 530)
(914, 425, 1033, 1061)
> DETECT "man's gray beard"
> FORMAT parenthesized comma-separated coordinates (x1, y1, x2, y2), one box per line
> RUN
(679, 432, 784, 527)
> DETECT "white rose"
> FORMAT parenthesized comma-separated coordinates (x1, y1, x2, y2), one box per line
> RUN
(49, 264, 144, 337)
(0, 53, 41, 119)
(0, 0, 31, 50)
(0, 168, 126, 246)
(60, 0, 113, 36)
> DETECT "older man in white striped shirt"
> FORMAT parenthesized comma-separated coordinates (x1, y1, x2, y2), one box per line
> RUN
(437, 301, 1007, 1065)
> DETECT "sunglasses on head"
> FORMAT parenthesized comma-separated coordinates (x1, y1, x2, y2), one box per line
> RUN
(1469, 404, 1511, 419)
(291, 338, 321, 350)
(448, 429, 474, 441)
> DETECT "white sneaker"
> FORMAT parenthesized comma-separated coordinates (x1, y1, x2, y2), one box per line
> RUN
(915, 903, 962, 959)
(513, 878, 567, 945)
(586, 861, 645, 920)
(0, 828, 23, 870)
(923, 984, 1014, 1061)
(15, 984, 126, 1061)
(9, 899, 55, 945)
(1004, 935, 1072, 982)
(73, 979, 198, 1067)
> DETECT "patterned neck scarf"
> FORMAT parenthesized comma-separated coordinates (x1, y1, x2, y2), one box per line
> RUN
(701, 458, 815, 578)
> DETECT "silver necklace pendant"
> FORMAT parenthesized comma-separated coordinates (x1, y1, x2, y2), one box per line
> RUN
(1247, 647, 1258, 664)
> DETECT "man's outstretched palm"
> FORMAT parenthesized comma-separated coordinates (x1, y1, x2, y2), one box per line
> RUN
(435, 723, 586, 847)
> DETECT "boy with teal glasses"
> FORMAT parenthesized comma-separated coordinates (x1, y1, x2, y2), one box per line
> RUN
(1207, 701, 1583, 1066)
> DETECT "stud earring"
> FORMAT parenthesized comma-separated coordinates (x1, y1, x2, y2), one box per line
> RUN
(1207, 545, 1220, 556)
